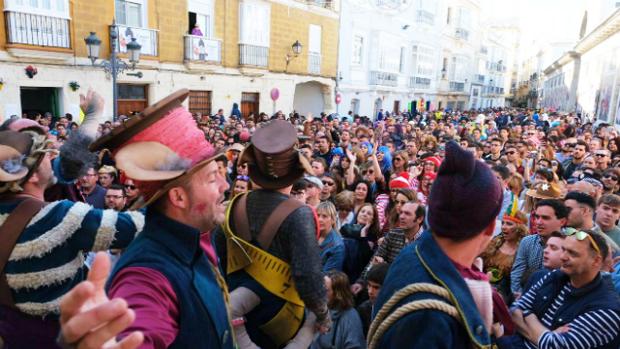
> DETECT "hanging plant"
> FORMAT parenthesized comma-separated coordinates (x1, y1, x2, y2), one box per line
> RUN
(69, 81, 80, 91)
(25, 65, 37, 78)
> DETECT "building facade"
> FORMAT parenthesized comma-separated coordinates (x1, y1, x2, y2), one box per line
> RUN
(336, 0, 515, 118)
(0, 0, 339, 120)
(541, 8, 620, 126)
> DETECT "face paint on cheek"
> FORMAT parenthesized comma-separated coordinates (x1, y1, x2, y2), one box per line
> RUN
(192, 202, 208, 214)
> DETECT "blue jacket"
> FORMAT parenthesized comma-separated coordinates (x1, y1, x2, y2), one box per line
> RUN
(373, 231, 492, 348)
(108, 209, 234, 349)
(319, 229, 345, 272)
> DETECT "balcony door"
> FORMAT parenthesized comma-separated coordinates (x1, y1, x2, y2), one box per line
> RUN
(241, 92, 259, 120)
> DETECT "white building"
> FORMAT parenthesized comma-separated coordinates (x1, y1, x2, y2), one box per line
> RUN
(541, 7, 620, 125)
(336, 0, 515, 118)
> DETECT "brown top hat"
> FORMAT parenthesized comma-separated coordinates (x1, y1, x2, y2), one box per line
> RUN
(90, 89, 222, 208)
(240, 120, 312, 190)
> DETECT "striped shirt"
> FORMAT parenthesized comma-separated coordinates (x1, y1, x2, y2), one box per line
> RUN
(515, 271, 620, 349)
(1, 199, 144, 317)
(510, 234, 545, 294)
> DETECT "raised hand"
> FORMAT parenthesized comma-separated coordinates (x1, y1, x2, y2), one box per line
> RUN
(59, 252, 144, 349)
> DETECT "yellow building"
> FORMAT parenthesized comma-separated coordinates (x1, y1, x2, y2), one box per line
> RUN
(0, 0, 339, 119)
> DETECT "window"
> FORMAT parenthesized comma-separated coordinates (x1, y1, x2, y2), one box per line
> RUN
(399, 47, 406, 73)
(4, 0, 69, 17)
(449, 55, 469, 82)
(377, 33, 401, 72)
(308, 24, 321, 54)
(416, 0, 435, 25)
(115, 0, 146, 27)
(188, 0, 214, 38)
(351, 35, 363, 65)
(455, 7, 471, 29)
(411, 44, 435, 77)
(239, 0, 270, 47)
(189, 90, 212, 116)
(446, 7, 451, 24)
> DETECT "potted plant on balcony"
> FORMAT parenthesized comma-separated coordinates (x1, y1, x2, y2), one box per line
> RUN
(25, 65, 38, 78)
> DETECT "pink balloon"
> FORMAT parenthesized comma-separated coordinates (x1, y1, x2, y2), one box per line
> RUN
(270, 88, 280, 101)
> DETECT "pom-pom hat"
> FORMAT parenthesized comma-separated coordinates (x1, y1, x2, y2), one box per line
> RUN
(90, 89, 221, 209)
(428, 141, 503, 239)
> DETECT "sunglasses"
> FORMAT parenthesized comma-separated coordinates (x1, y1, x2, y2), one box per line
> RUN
(565, 143, 577, 148)
(236, 175, 250, 181)
(595, 153, 607, 158)
(562, 227, 601, 256)
(362, 170, 375, 175)
(394, 157, 403, 161)
(322, 180, 335, 186)
(124, 184, 137, 190)
(604, 174, 619, 181)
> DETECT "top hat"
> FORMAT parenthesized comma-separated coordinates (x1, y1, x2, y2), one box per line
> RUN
(240, 120, 312, 190)
(90, 89, 221, 208)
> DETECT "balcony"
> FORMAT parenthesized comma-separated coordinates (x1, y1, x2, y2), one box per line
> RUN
(370, 71, 398, 87)
(239, 44, 269, 67)
(416, 10, 434, 25)
(5, 11, 70, 48)
(409, 76, 431, 89)
(449, 81, 465, 92)
(308, 52, 321, 75)
(305, 0, 335, 10)
(184, 35, 221, 63)
(455, 27, 469, 41)
(116, 24, 158, 56)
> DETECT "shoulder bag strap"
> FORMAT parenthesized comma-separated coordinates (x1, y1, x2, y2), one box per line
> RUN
(256, 198, 304, 250)
(0, 198, 46, 307)
(232, 193, 251, 242)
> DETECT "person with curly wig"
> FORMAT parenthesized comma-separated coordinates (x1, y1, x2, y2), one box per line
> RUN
(480, 203, 528, 302)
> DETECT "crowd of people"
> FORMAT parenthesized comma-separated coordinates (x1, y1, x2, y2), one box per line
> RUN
(2, 90, 620, 349)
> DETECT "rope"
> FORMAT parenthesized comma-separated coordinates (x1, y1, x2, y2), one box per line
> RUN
(367, 283, 461, 349)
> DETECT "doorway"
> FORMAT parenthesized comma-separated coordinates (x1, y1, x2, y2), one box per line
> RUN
(241, 92, 259, 120)
(20, 87, 60, 117)
(393, 100, 400, 114)
(118, 84, 148, 116)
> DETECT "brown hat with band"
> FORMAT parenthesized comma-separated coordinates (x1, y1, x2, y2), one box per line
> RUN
(240, 120, 312, 190)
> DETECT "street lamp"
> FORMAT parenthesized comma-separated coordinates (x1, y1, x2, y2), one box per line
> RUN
(84, 20, 143, 121)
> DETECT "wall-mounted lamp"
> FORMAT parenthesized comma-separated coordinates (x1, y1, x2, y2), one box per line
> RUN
(285, 40, 303, 71)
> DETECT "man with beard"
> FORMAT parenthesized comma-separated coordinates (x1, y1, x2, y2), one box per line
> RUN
(505, 231, 620, 349)
(563, 140, 588, 179)
(58, 89, 234, 349)
(0, 91, 144, 348)
(79, 166, 106, 208)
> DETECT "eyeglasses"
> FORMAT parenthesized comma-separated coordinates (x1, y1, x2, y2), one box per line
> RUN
(562, 227, 601, 256)
(604, 174, 619, 181)
(322, 180, 335, 186)
(362, 169, 374, 175)
(124, 184, 137, 190)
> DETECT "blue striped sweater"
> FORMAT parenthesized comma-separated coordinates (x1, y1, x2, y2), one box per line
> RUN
(0, 199, 144, 318)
